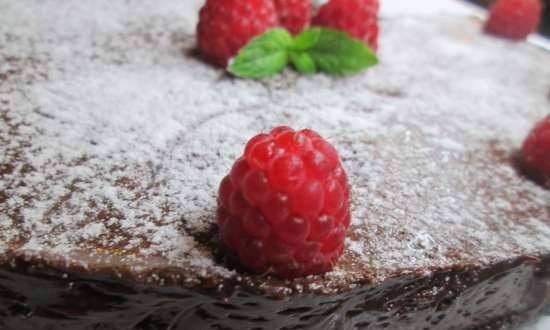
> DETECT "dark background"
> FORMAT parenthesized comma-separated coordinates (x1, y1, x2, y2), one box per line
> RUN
(468, 0, 550, 37)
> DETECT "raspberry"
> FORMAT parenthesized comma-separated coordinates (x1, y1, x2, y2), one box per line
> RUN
(485, 0, 542, 40)
(311, 0, 379, 50)
(197, 0, 279, 67)
(521, 115, 550, 187)
(217, 127, 351, 278)
(272, 0, 312, 35)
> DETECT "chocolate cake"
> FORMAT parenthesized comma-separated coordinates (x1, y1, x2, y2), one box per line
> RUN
(0, 1, 549, 329)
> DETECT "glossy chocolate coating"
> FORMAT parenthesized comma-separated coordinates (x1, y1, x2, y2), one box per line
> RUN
(0, 256, 547, 330)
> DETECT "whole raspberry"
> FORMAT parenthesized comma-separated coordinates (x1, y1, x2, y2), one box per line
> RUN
(311, 0, 379, 50)
(272, 0, 312, 35)
(485, 0, 542, 40)
(197, 0, 279, 67)
(217, 127, 351, 278)
(522, 115, 550, 187)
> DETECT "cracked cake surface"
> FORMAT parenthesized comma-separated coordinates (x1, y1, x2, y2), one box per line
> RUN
(0, 0, 549, 301)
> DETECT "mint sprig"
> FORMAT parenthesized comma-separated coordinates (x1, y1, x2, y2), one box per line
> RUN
(228, 27, 379, 79)
(228, 28, 293, 79)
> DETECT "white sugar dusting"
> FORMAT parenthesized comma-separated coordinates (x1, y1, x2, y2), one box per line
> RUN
(0, 0, 549, 290)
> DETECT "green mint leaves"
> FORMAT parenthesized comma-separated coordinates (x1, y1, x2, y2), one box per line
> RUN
(228, 28, 293, 79)
(228, 27, 379, 79)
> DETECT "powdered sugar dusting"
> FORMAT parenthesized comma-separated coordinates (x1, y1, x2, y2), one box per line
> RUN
(0, 0, 549, 291)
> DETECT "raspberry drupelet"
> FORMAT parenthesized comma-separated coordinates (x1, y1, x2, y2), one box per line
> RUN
(217, 127, 351, 278)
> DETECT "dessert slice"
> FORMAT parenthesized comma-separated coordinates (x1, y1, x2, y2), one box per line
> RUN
(0, 1, 549, 330)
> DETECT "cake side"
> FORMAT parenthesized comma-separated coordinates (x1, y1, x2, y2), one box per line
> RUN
(0, 257, 545, 330)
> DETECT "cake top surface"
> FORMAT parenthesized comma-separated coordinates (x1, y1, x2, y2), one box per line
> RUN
(1, 0, 549, 296)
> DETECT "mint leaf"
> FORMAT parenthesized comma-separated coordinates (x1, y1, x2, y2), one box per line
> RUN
(289, 51, 316, 74)
(228, 28, 293, 79)
(293, 28, 322, 50)
(227, 27, 378, 78)
(293, 28, 379, 75)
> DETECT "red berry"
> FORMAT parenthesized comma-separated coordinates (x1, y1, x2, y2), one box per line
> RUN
(522, 115, 550, 187)
(485, 0, 541, 40)
(197, 0, 279, 67)
(272, 0, 312, 35)
(312, 0, 379, 50)
(217, 127, 351, 278)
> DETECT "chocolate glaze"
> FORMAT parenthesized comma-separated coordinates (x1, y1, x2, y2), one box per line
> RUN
(0, 256, 547, 330)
